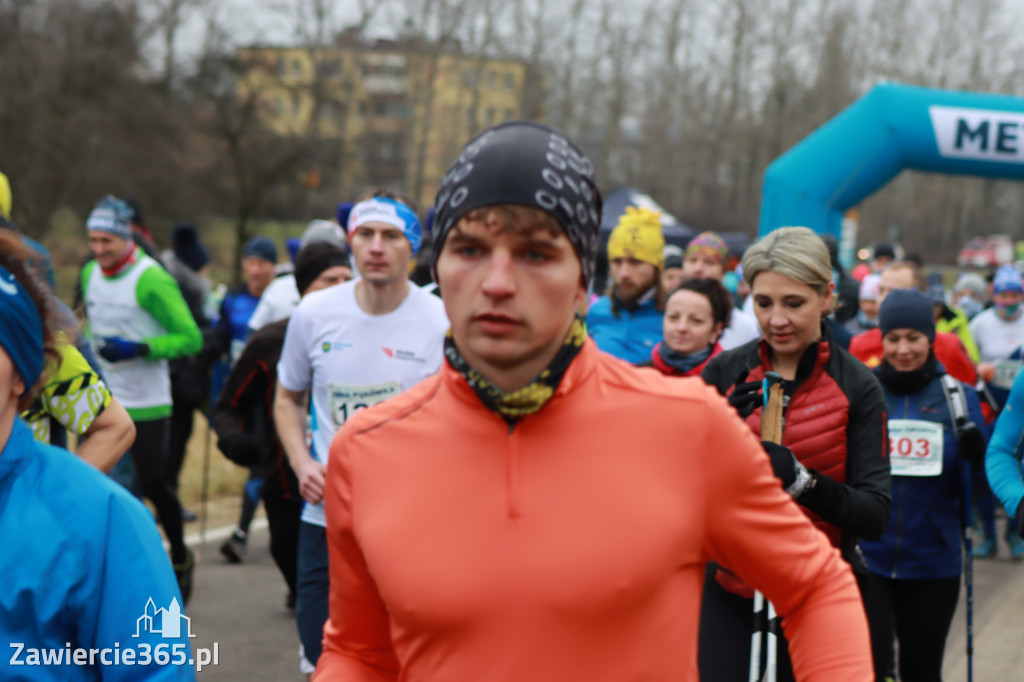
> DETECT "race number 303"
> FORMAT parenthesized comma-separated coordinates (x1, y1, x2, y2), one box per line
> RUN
(887, 419, 944, 477)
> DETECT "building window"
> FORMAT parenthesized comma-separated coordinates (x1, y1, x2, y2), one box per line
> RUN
(504, 108, 515, 122)
(464, 69, 478, 87)
(467, 107, 476, 128)
(291, 58, 303, 79)
(505, 73, 515, 90)
(317, 58, 340, 77)
(276, 58, 286, 78)
(292, 94, 302, 117)
(485, 107, 495, 126)
(357, 100, 367, 117)
(486, 70, 497, 88)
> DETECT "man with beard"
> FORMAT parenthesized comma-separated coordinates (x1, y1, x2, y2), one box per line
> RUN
(586, 207, 665, 363)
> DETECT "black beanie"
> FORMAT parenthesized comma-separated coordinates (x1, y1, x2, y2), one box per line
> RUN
(172, 223, 210, 272)
(431, 121, 602, 285)
(295, 242, 349, 295)
(879, 288, 935, 342)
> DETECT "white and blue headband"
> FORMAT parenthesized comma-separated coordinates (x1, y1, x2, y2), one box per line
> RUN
(347, 197, 422, 255)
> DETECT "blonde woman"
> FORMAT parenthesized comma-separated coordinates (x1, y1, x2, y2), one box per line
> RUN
(699, 226, 891, 681)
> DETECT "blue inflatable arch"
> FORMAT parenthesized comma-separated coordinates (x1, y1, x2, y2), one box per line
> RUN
(759, 83, 1024, 244)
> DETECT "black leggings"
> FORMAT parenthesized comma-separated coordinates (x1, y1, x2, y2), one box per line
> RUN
(264, 493, 303, 594)
(860, 572, 960, 682)
(698, 564, 796, 682)
(166, 400, 198, 492)
(133, 418, 187, 563)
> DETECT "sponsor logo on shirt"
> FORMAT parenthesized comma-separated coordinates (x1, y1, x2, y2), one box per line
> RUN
(381, 346, 427, 363)
(321, 342, 354, 353)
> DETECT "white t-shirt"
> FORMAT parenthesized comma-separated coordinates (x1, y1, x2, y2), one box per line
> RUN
(719, 308, 761, 350)
(277, 279, 450, 526)
(248, 275, 300, 332)
(969, 308, 1024, 362)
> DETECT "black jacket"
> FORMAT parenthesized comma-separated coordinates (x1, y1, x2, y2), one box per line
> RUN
(211, 318, 299, 501)
(702, 325, 891, 571)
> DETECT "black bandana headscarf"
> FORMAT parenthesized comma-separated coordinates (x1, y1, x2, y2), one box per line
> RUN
(431, 121, 603, 286)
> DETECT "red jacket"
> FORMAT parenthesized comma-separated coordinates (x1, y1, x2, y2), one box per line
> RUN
(850, 328, 977, 385)
(316, 340, 873, 681)
(642, 342, 723, 377)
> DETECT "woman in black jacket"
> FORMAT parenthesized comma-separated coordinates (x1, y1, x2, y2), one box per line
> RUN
(698, 226, 891, 682)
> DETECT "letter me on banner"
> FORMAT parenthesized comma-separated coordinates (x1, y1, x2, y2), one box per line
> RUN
(759, 83, 1024, 256)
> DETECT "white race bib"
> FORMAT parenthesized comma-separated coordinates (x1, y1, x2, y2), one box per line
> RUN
(888, 419, 944, 477)
(991, 359, 1024, 391)
(328, 381, 401, 428)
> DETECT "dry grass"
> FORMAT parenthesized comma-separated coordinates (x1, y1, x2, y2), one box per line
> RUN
(177, 411, 251, 509)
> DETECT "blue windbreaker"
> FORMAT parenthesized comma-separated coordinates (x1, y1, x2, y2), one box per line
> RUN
(0, 418, 195, 680)
(860, 365, 985, 580)
(586, 295, 663, 365)
(985, 368, 1024, 517)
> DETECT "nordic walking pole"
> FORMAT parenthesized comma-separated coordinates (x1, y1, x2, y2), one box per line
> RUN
(749, 371, 785, 682)
(200, 379, 214, 545)
(959, 460, 974, 682)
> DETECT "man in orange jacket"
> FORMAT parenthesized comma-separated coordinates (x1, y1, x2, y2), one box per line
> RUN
(315, 122, 873, 681)
(850, 261, 977, 384)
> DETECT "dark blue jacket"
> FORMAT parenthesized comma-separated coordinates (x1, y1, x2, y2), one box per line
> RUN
(861, 364, 985, 579)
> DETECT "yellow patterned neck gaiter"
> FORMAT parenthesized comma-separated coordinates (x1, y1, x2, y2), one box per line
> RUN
(445, 316, 587, 423)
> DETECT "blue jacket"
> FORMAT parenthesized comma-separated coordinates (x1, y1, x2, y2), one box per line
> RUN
(586, 295, 663, 365)
(860, 366, 985, 580)
(0, 419, 195, 681)
(985, 368, 1024, 517)
(213, 285, 260, 364)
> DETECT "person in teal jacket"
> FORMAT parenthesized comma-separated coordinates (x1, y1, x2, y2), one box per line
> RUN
(0, 240, 195, 681)
(80, 195, 202, 602)
(587, 207, 665, 364)
(985, 365, 1024, 544)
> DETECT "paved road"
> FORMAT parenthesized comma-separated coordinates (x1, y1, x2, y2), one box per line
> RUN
(185, 523, 303, 681)
(184, 523, 1024, 680)
(945, 534, 1024, 681)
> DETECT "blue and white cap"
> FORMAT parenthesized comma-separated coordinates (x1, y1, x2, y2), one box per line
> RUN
(993, 265, 1023, 295)
(347, 197, 422, 255)
(85, 195, 134, 241)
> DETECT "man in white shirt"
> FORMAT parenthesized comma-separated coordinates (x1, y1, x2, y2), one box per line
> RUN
(274, 191, 449, 674)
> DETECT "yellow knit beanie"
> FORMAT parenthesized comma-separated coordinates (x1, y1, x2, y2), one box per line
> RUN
(0, 172, 11, 220)
(607, 206, 664, 268)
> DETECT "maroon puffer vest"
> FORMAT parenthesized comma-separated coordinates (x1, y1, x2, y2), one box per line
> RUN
(733, 341, 850, 547)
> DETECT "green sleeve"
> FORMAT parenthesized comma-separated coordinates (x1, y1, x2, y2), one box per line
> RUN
(956, 322, 980, 364)
(135, 265, 203, 359)
(80, 260, 97, 338)
(80, 259, 97, 295)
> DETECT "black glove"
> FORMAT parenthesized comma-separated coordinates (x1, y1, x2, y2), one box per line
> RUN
(729, 380, 763, 419)
(1016, 502, 1024, 541)
(761, 440, 815, 498)
(762, 441, 798, 488)
(956, 422, 987, 465)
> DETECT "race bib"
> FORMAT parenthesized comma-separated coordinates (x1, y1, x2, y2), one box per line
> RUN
(991, 359, 1024, 391)
(888, 419, 944, 477)
(328, 381, 401, 428)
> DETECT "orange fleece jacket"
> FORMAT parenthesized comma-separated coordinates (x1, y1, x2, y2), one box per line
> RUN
(316, 340, 872, 682)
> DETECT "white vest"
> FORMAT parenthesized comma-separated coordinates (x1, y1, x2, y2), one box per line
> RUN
(85, 255, 171, 412)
